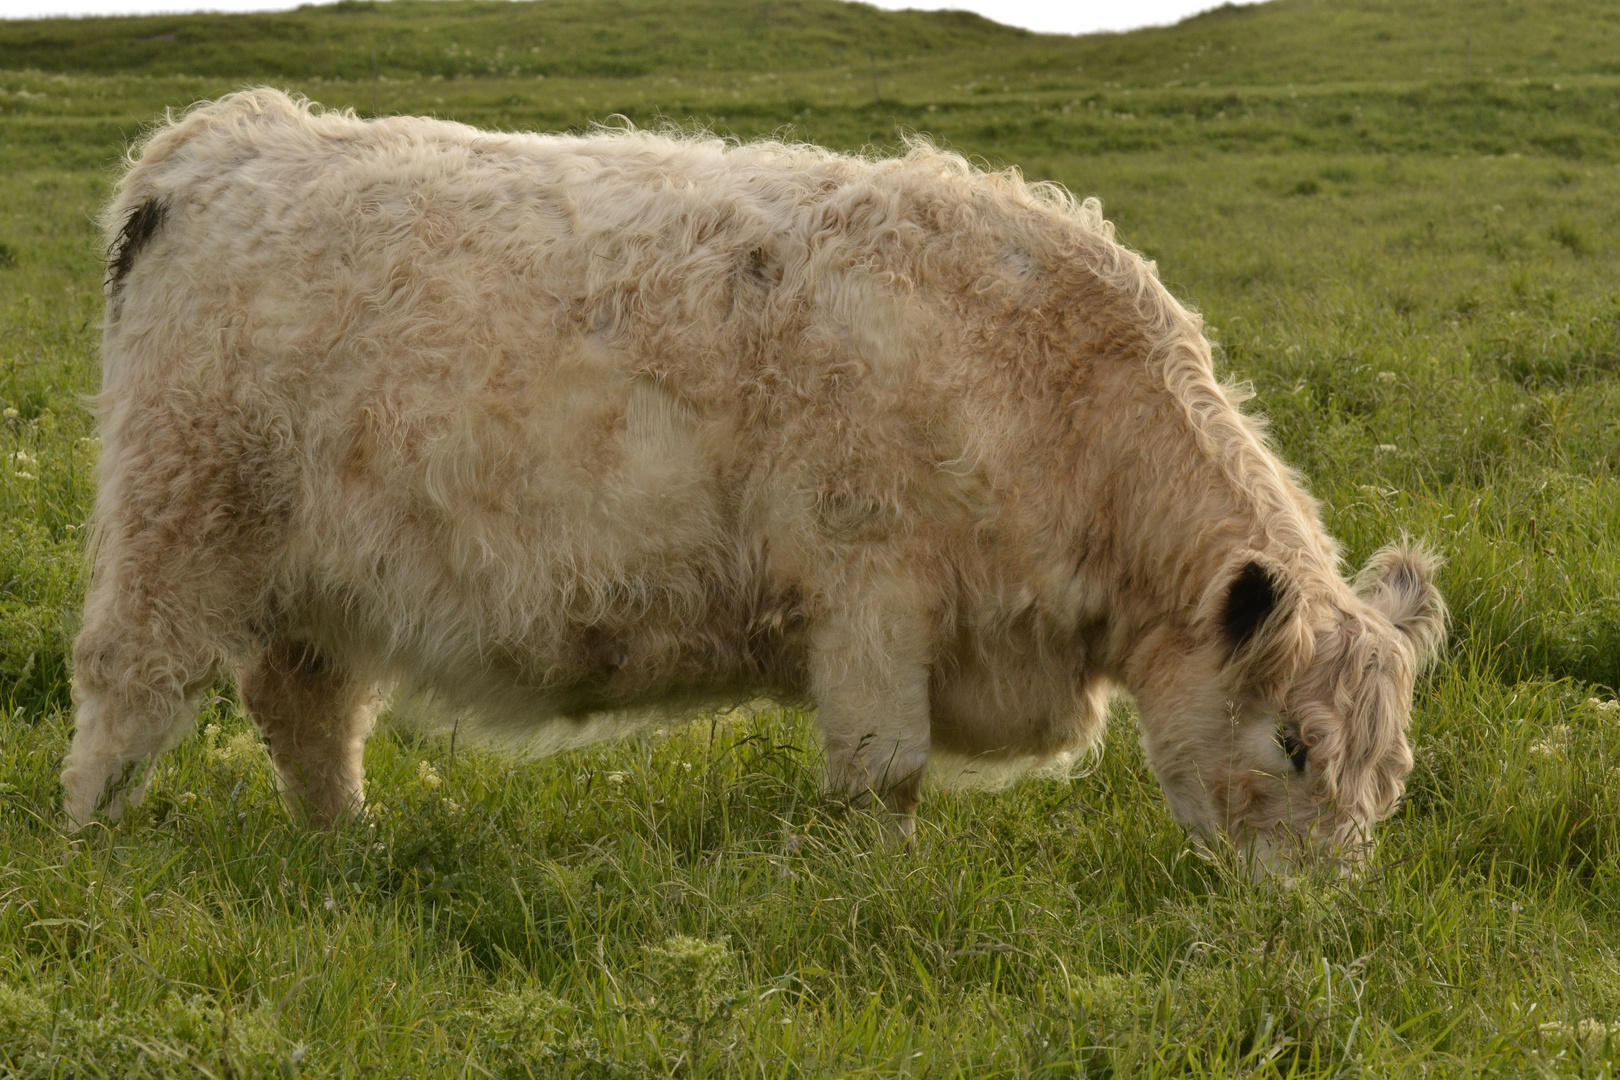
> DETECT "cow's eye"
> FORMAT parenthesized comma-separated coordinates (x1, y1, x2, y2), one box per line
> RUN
(1277, 724, 1309, 772)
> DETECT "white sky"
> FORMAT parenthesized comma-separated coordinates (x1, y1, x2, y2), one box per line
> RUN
(0, 0, 1258, 37)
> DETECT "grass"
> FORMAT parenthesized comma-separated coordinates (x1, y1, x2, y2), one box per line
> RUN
(6, 0, 1620, 1074)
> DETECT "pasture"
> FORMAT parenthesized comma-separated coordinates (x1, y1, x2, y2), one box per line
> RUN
(4, 0, 1620, 1073)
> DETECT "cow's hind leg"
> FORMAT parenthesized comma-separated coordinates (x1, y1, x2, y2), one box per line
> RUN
(238, 641, 382, 829)
(62, 589, 221, 828)
(810, 580, 935, 839)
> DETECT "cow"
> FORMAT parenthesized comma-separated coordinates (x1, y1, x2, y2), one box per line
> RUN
(62, 89, 1446, 869)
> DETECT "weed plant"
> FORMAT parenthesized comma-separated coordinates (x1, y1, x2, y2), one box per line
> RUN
(4, 0, 1620, 1075)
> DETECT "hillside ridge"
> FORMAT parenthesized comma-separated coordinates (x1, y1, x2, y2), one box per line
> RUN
(0, 0, 1616, 87)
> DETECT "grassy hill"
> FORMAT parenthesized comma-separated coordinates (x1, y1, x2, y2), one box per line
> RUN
(0, 0, 1024, 80)
(1, 0, 1617, 86)
(7, 1, 1620, 1077)
(7, 0, 1620, 175)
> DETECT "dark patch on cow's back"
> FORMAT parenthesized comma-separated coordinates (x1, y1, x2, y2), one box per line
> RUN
(1222, 559, 1279, 649)
(742, 246, 783, 290)
(746, 247, 771, 284)
(107, 198, 168, 293)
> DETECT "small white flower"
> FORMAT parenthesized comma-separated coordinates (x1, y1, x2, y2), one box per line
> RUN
(1541, 1018, 1612, 1043)
(1587, 697, 1620, 717)
(1530, 724, 1572, 759)
(1376, 370, 1397, 384)
(606, 772, 629, 785)
(442, 798, 462, 813)
(416, 761, 441, 789)
(1375, 444, 1398, 455)
(2, 407, 17, 419)
(208, 730, 261, 772)
(323, 896, 336, 911)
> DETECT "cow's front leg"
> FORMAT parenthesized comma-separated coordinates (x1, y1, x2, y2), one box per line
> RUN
(238, 641, 383, 829)
(809, 585, 935, 839)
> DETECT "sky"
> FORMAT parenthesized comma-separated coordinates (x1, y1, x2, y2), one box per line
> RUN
(0, 0, 1260, 37)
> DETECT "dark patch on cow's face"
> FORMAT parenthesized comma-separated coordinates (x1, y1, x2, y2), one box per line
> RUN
(1277, 722, 1308, 772)
(107, 198, 168, 292)
(292, 644, 328, 680)
(1222, 559, 1279, 649)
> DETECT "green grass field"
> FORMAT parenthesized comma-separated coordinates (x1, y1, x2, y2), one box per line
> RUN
(5, 0, 1620, 1074)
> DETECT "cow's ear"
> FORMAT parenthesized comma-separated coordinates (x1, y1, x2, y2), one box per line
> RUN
(1207, 552, 1308, 693)
(1222, 559, 1285, 650)
(1355, 542, 1448, 672)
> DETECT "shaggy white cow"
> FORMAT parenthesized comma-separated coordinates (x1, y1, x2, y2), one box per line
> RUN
(63, 89, 1446, 865)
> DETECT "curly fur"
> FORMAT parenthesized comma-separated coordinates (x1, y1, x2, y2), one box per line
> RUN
(62, 89, 1446, 863)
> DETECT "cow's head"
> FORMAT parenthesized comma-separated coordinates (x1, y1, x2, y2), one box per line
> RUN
(1134, 543, 1446, 873)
